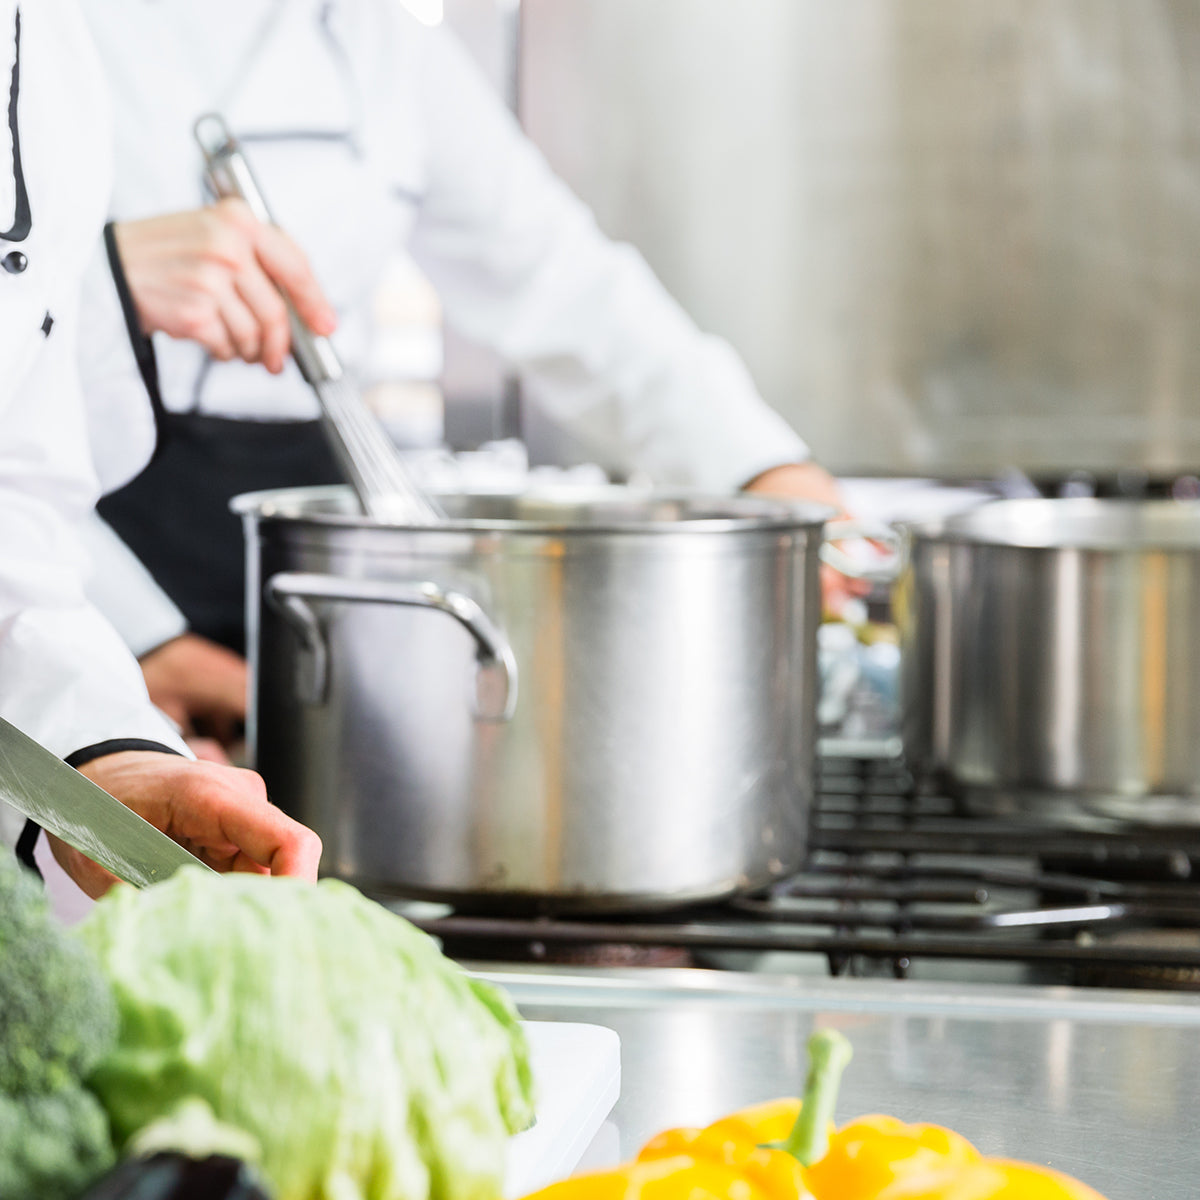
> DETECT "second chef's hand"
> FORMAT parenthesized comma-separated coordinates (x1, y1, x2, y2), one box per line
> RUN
(743, 462, 872, 616)
(139, 632, 248, 749)
(112, 199, 337, 374)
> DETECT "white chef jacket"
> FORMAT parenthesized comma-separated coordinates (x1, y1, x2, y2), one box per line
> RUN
(77, 0, 811, 653)
(0, 0, 188, 847)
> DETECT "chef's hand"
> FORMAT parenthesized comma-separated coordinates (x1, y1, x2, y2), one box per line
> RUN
(112, 199, 338, 374)
(140, 633, 248, 748)
(48, 751, 322, 899)
(743, 461, 871, 616)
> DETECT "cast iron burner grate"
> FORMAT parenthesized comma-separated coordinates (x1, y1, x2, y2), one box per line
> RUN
(403, 757, 1200, 986)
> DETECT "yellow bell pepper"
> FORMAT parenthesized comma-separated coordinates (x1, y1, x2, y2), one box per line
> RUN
(520, 1032, 853, 1200)
(520, 1030, 1109, 1200)
(804, 1113, 979, 1197)
(907, 1158, 1109, 1199)
(518, 1119, 810, 1200)
(805, 1112, 1108, 1199)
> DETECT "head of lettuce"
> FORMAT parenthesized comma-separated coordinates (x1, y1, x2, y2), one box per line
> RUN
(78, 869, 534, 1200)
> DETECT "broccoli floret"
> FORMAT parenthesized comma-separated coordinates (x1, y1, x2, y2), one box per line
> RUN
(0, 846, 117, 1094)
(0, 847, 118, 1198)
(0, 1087, 117, 1200)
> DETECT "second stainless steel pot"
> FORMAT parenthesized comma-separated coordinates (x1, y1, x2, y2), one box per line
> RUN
(899, 499, 1200, 821)
(237, 486, 833, 908)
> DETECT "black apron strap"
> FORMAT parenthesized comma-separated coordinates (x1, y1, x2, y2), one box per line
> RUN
(16, 818, 42, 878)
(103, 221, 169, 461)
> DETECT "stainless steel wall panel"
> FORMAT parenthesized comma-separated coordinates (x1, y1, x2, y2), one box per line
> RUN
(519, 0, 1200, 475)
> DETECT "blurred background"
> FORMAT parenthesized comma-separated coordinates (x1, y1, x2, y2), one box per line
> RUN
(384, 0, 1200, 482)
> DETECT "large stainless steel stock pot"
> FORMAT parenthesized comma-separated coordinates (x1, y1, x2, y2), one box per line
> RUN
(236, 486, 836, 908)
(899, 498, 1200, 822)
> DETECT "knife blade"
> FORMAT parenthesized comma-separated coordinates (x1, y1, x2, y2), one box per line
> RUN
(0, 717, 215, 886)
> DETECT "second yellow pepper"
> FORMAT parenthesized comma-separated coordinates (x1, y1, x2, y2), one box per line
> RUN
(806, 1111, 1107, 1200)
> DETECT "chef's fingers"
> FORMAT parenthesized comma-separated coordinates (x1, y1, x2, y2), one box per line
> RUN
(152, 693, 195, 737)
(232, 261, 291, 373)
(214, 197, 335, 344)
(206, 849, 272, 877)
(820, 563, 872, 619)
(194, 710, 241, 748)
(250, 221, 337, 338)
(188, 840, 271, 876)
(217, 285, 265, 365)
(192, 315, 237, 363)
(185, 736, 232, 765)
(175, 766, 323, 880)
(183, 696, 245, 750)
(173, 829, 269, 876)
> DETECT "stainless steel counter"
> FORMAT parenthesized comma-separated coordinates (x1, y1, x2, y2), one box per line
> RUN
(480, 966, 1200, 1200)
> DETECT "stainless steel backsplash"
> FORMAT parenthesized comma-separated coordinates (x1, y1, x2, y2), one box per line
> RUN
(510, 0, 1200, 476)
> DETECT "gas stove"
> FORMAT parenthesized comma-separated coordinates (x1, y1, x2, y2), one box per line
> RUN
(403, 754, 1200, 989)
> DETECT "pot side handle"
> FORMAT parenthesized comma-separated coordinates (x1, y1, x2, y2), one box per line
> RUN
(818, 519, 906, 584)
(264, 572, 518, 722)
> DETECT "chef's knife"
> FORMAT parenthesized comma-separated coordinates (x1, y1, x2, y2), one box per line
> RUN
(0, 716, 215, 886)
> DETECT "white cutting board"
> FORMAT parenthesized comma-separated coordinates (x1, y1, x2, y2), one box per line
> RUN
(504, 1022, 621, 1198)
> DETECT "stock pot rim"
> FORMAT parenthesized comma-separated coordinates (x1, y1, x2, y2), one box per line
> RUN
(903, 496, 1200, 551)
(231, 484, 836, 535)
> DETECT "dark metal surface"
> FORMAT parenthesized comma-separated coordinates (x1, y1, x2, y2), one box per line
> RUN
(406, 757, 1200, 981)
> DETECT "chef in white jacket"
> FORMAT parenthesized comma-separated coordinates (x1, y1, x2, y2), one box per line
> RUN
(76, 0, 850, 739)
(0, 0, 320, 895)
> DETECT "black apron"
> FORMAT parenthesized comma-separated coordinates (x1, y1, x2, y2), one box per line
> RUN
(99, 411, 343, 655)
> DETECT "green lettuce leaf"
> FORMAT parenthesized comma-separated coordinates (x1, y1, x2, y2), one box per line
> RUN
(80, 870, 534, 1200)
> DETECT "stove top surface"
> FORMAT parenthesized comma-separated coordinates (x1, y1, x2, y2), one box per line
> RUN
(397, 756, 1200, 988)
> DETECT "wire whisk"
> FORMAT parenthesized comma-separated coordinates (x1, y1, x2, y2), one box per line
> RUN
(194, 113, 445, 525)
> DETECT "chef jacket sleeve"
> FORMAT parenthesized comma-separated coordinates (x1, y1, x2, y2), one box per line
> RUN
(0, 292, 190, 772)
(407, 27, 811, 492)
(79, 510, 188, 659)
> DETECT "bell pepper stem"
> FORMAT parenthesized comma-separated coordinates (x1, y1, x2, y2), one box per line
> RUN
(781, 1029, 853, 1167)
